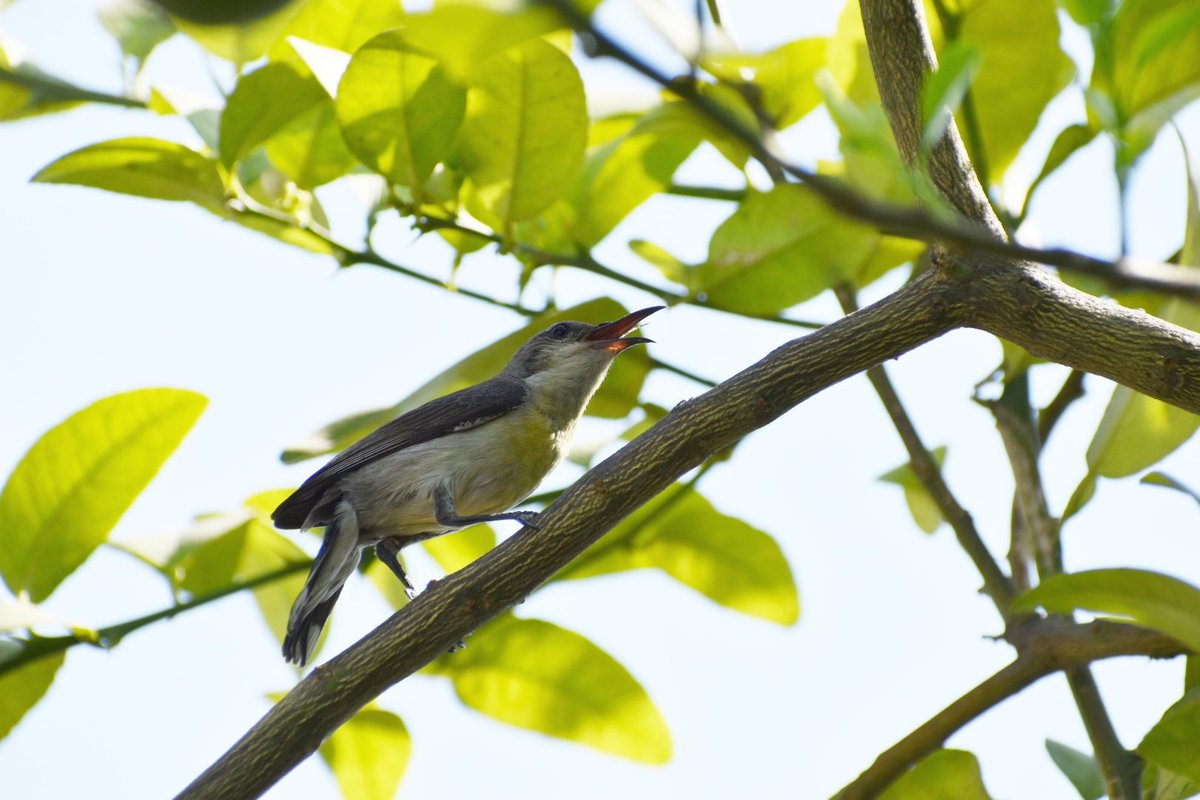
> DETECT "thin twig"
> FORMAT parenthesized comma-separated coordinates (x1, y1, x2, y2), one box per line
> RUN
(544, 0, 1200, 302)
(836, 284, 1016, 612)
(0, 561, 311, 676)
(835, 618, 1186, 799)
(1038, 369, 1086, 445)
(0, 66, 146, 109)
(666, 182, 745, 201)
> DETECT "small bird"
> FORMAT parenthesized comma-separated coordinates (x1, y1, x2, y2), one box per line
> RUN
(273, 306, 662, 665)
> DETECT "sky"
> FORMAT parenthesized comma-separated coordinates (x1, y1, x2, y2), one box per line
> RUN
(2, 1, 1200, 798)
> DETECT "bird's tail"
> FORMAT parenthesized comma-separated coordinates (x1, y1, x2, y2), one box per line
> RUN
(283, 499, 361, 666)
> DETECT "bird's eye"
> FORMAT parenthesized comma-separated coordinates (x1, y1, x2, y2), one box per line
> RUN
(551, 323, 570, 339)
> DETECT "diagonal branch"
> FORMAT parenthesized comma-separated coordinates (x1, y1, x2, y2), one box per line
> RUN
(834, 618, 1188, 799)
(176, 267, 969, 800)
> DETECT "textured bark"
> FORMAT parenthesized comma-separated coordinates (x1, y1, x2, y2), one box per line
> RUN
(176, 270, 967, 800)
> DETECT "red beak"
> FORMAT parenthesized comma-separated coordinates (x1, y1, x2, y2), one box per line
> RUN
(584, 306, 663, 353)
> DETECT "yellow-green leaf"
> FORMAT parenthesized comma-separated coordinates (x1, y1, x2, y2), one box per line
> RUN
(1140, 691, 1200, 784)
(422, 525, 495, 574)
(335, 31, 466, 191)
(559, 488, 799, 625)
(0, 650, 65, 742)
(264, 101, 358, 189)
(269, 0, 404, 59)
(319, 706, 411, 800)
(172, 0, 304, 64)
(173, 518, 309, 645)
(955, 0, 1074, 177)
(429, 615, 671, 763)
(879, 447, 947, 534)
(696, 184, 877, 314)
(1085, 306, 1200, 478)
(219, 61, 328, 168)
(1046, 739, 1105, 800)
(33, 138, 228, 213)
(0, 389, 206, 602)
(1012, 569, 1200, 653)
(880, 749, 993, 800)
(459, 38, 586, 226)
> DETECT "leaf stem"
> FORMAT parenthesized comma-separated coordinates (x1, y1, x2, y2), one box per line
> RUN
(0, 561, 311, 676)
(0, 66, 147, 109)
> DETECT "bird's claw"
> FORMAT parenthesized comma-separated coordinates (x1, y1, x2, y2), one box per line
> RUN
(512, 510, 540, 529)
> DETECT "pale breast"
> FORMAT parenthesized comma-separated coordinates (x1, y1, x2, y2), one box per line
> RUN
(342, 404, 573, 539)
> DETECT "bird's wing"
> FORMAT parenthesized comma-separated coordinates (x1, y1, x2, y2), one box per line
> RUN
(272, 378, 527, 529)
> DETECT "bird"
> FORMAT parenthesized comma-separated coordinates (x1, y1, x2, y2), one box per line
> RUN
(273, 306, 663, 665)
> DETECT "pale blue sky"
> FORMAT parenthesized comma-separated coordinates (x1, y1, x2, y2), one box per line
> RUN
(2, 1, 1199, 798)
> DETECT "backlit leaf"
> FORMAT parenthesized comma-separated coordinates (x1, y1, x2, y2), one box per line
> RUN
(459, 38, 586, 226)
(0, 389, 206, 602)
(1140, 691, 1200, 784)
(270, 0, 404, 59)
(336, 31, 466, 191)
(695, 184, 876, 314)
(0, 650, 65, 742)
(423, 525, 495, 574)
(33, 138, 228, 213)
(219, 61, 328, 168)
(880, 749, 993, 799)
(1012, 569, 1200, 652)
(319, 706, 411, 800)
(559, 488, 798, 625)
(879, 447, 948, 534)
(428, 615, 671, 763)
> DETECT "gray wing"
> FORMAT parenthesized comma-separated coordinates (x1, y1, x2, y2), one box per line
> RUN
(272, 378, 527, 529)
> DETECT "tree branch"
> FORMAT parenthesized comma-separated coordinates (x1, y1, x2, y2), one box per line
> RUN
(176, 267, 968, 800)
(834, 618, 1188, 800)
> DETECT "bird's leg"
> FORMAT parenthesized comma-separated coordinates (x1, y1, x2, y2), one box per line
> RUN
(434, 485, 539, 529)
(374, 537, 416, 600)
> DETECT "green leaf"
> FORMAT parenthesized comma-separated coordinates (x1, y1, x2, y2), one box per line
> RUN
(826, 0, 879, 105)
(558, 488, 799, 625)
(1142, 763, 1200, 800)
(879, 446, 948, 534)
(282, 299, 651, 460)
(172, 0, 303, 64)
(706, 37, 826, 130)
(428, 615, 671, 763)
(173, 518, 309, 645)
(422, 526, 495, 574)
(630, 239, 692, 288)
(269, 0, 405, 59)
(695, 184, 877, 314)
(562, 108, 700, 247)
(99, 0, 176, 64)
(263, 101, 358, 189)
(921, 40, 982, 154)
(1021, 123, 1098, 220)
(1046, 739, 1105, 800)
(32, 137, 228, 213)
(1141, 691, 1200, 784)
(0, 389, 206, 602)
(1106, 0, 1200, 155)
(1085, 328, 1200, 479)
(1061, 0, 1112, 26)
(319, 706, 411, 800)
(218, 62, 329, 169)
(1142, 472, 1200, 507)
(336, 31, 467, 191)
(955, 0, 1075, 176)
(0, 650, 65, 741)
(0, 52, 83, 122)
(459, 38, 587, 226)
(390, 5, 562, 84)
(1011, 569, 1200, 652)
(880, 749, 993, 799)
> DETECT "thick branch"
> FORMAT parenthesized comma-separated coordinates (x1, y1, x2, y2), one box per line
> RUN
(835, 618, 1188, 799)
(176, 268, 967, 800)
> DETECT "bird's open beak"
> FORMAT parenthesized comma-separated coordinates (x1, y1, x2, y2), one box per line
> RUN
(585, 306, 664, 353)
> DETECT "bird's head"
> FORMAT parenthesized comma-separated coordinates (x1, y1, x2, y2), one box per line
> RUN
(505, 306, 663, 420)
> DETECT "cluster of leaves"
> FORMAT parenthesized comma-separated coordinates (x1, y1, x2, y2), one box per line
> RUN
(4, 0, 1200, 796)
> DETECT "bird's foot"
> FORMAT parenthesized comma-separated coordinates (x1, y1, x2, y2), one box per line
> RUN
(510, 510, 540, 529)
